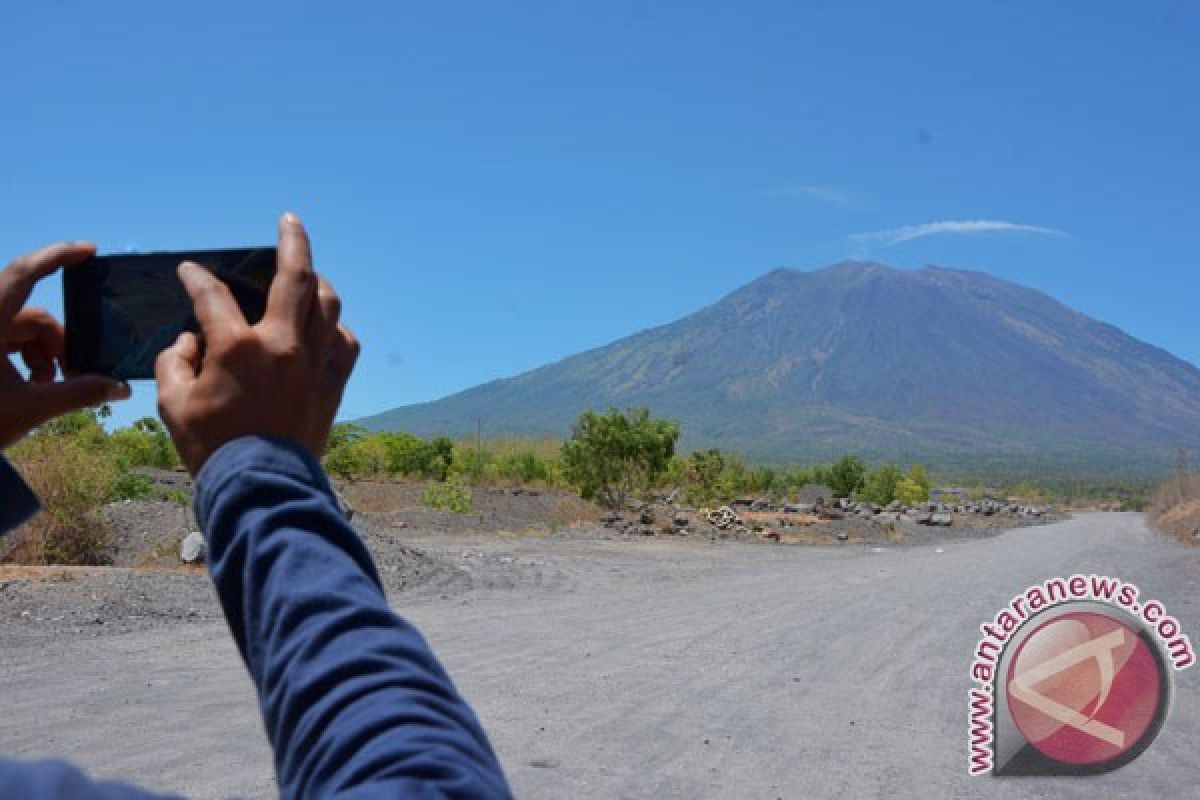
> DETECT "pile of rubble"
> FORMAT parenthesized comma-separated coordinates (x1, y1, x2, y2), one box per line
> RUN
(600, 505, 697, 537)
(827, 497, 1051, 527)
(599, 501, 815, 539)
(598, 493, 1055, 542)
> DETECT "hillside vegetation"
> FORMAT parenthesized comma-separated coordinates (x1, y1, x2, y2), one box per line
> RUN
(3, 404, 1152, 566)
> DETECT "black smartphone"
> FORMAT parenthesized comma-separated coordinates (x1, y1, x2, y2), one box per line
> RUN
(64, 247, 276, 380)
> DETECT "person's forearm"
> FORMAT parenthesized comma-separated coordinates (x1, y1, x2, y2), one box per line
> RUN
(0, 757, 181, 799)
(195, 436, 511, 799)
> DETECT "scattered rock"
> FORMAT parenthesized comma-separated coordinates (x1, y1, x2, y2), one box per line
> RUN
(706, 507, 740, 530)
(180, 532, 206, 564)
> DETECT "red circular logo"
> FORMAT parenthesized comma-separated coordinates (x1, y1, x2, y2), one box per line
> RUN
(1006, 611, 1163, 765)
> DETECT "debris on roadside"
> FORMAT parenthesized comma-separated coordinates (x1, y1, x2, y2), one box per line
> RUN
(180, 532, 206, 565)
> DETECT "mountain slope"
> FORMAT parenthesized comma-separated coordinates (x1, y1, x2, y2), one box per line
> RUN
(358, 262, 1200, 476)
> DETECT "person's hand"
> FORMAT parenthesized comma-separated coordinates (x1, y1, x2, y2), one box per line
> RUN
(155, 213, 359, 475)
(0, 242, 131, 450)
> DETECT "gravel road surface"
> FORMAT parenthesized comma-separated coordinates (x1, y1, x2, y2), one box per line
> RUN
(1, 512, 1195, 798)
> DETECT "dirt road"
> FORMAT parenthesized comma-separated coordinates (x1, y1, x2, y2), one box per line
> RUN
(1, 513, 1196, 798)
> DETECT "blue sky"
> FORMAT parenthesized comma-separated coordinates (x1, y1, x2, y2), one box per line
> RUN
(3, 1, 1197, 429)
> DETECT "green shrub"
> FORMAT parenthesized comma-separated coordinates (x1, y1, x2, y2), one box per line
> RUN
(5, 431, 122, 565)
(908, 464, 932, 494)
(421, 476, 473, 513)
(109, 417, 179, 469)
(685, 449, 728, 506)
(495, 450, 553, 484)
(894, 477, 926, 507)
(860, 464, 903, 505)
(560, 408, 679, 509)
(1121, 495, 1149, 512)
(112, 471, 154, 501)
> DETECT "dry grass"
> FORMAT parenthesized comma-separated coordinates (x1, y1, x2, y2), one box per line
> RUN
(1149, 475, 1200, 545)
(4, 435, 120, 566)
(337, 479, 423, 513)
(551, 496, 600, 526)
(740, 511, 818, 526)
(454, 435, 563, 461)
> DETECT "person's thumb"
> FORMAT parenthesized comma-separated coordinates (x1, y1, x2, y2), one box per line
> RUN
(24, 375, 131, 426)
(155, 331, 201, 397)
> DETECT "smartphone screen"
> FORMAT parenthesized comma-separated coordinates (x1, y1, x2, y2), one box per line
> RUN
(64, 247, 276, 380)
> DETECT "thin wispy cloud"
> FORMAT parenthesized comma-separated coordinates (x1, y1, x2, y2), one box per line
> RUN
(766, 184, 863, 208)
(848, 219, 1069, 250)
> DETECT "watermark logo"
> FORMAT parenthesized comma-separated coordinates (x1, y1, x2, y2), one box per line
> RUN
(968, 576, 1193, 776)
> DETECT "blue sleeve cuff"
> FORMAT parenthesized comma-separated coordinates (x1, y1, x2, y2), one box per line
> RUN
(194, 436, 331, 533)
(0, 456, 40, 535)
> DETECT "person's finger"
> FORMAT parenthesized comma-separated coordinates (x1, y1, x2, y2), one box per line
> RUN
(20, 345, 56, 383)
(178, 262, 246, 345)
(0, 242, 95, 338)
(264, 212, 316, 339)
(6, 309, 63, 382)
(20, 375, 130, 428)
(155, 331, 201, 395)
(328, 324, 360, 383)
(5, 308, 65, 359)
(308, 274, 342, 350)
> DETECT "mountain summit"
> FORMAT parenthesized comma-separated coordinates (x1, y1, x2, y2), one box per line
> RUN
(359, 262, 1200, 476)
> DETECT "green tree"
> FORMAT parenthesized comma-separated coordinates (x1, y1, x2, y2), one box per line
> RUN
(37, 408, 107, 447)
(860, 464, 903, 505)
(661, 455, 687, 489)
(379, 431, 430, 476)
(828, 454, 867, 498)
(426, 436, 455, 481)
(894, 477, 926, 507)
(109, 417, 178, 469)
(328, 422, 368, 451)
(378, 432, 453, 480)
(907, 464, 932, 494)
(684, 449, 727, 506)
(323, 423, 369, 478)
(560, 408, 680, 509)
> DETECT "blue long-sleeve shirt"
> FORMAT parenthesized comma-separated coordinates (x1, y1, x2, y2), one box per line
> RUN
(0, 436, 512, 799)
